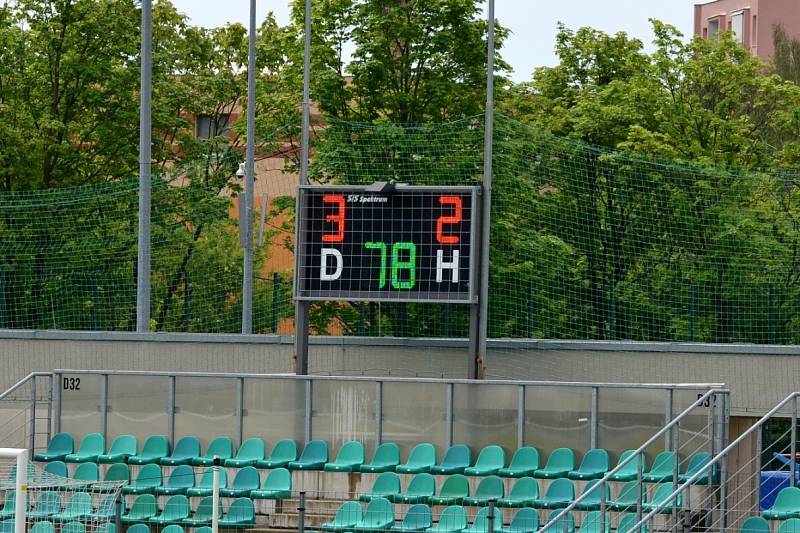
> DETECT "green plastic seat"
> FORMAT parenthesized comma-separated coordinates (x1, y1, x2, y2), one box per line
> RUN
(534, 448, 575, 479)
(500, 508, 539, 533)
(577, 511, 611, 533)
(359, 472, 401, 502)
(740, 517, 769, 533)
(463, 507, 503, 533)
(121, 494, 158, 524)
(51, 492, 92, 522)
(430, 445, 472, 475)
(30, 522, 55, 533)
(256, 439, 298, 469)
(34, 433, 74, 462)
(679, 452, 714, 485)
(186, 467, 228, 497)
(149, 494, 190, 525)
(542, 510, 574, 533)
(28, 492, 62, 520)
(499, 448, 539, 478)
(225, 437, 266, 468)
(0, 492, 21, 520)
(426, 505, 467, 533)
(42, 461, 68, 479)
(127, 524, 150, 533)
(194, 528, 212, 533)
(642, 451, 679, 483)
(533, 477, 574, 509)
(325, 441, 366, 472)
(251, 467, 292, 500)
(161, 436, 201, 466)
(616, 514, 647, 533)
(392, 504, 433, 532)
(192, 436, 234, 466)
(764, 487, 800, 519)
(568, 449, 609, 480)
(128, 435, 170, 465)
(98, 435, 137, 464)
(96, 523, 116, 533)
(429, 474, 470, 506)
(218, 497, 255, 529)
(103, 462, 130, 484)
(497, 477, 538, 508)
(162, 525, 184, 533)
(71, 462, 99, 484)
(393, 473, 436, 504)
(65, 433, 104, 464)
(86, 495, 118, 521)
(397, 443, 438, 474)
(609, 451, 647, 482)
(361, 442, 401, 473)
(465, 446, 506, 477)
(641, 482, 683, 514)
(353, 497, 395, 532)
(219, 466, 260, 497)
(574, 479, 611, 511)
(62, 520, 85, 533)
(779, 519, 800, 533)
(0, 520, 14, 533)
(155, 464, 195, 495)
(463, 475, 504, 506)
(182, 496, 222, 527)
(288, 440, 329, 471)
(322, 501, 363, 532)
(122, 463, 162, 495)
(610, 481, 646, 512)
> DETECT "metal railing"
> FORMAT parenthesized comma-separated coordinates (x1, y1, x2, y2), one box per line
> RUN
(0, 372, 53, 456)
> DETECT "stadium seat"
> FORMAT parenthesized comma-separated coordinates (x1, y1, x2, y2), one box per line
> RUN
(127, 435, 170, 465)
(541, 510, 574, 533)
(616, 514, 646, 533)
(609, 450, 646, 482)
(161, 436, 201, 466)
(533, 478, 574, 509)
(192, 436, 234, 466)
(393, 473, 436, 504)
(1, 464, 35, 489)
(641, 482, 682, 514)
(224, 437, 266, 468)
(126, 524, 150, 533)
(250, 467, 292, 500)
(325, 441, 366, 472)
(610, 481, 646, 512)
(764, 487, 800, 520)
(98, 435, 137, 464)
(322, 501, 363, 532)
(64, 433, 104, 463)
(219, 466, 260, 497)
(462, 475, 504, 506)
(430, 445, 471, 475)
(288, 440, 329, 471)
(0, 520, 13, 533)
(739, 516, 770, 533)
(425, 505, 467, 533)
(103, 462, 130, 484)
(497, 477, 538, 508)
(500, 508, 539, 533)
(464, 446, 506, 476)
(86, 495, 118, 521)
(95, 524, 116, 533)
(62, 522, 85, 533)
(162, 525, 184, 533)
(183, 496, 221, 527)
(679, 452, 714, 485)
(256, 439, 298, 469)
(29, 522, 54, 533)
(121, 494, 158, 524)
(352, 497, 395, 532)
(217, 497, 255, 529)
(51, 492, 92, 522)
(361, 442, 401, 473)
(574, 479, 611, 511)
(42, 461, 68, 479)
(27, 492, 62, 520)
(155, 464, 195, 495)
(463, 506, 503, 533)
(194, 528, 211, 533)
(34, 433, 74, 462)
(534, 448, 575, 479)
(391, 504, 432, 532)
(577, 512, 611, 533)
(0, 492, 20, 520)
(778, 519, 800, 533)
(359, 472, 401, 502)
(186, 467, 228, 497)
(122, 463, 162, 495)
(71, 462, 99, 484)
(568, 449, 610, 480)
(499, 448, 539, 478)
(149, 494, 190, 526)
(396, 443, 437, 474)
(642, 452, 679, 483)
(428, 474, 470, 506)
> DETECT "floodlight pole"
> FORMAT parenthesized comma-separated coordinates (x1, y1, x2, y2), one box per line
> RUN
(136, 0, 152, 333)
(295, 0, 312, 375)
(242, 0, 257, 334)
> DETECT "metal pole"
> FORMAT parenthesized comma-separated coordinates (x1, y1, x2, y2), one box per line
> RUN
(791, 396, 797, 487)
(242, 0, 257, 334)
(599, 481, 607, 533)
(636, 451, 643, 526)
(517, 385, 525, 448)
(211, 462, 220, 533)
(298, 491, 306, 533)
(375, 382, 382, 448)
(14, 449, 27, 533)
(28, 378, 36, 456)
(665, 389, 674, 451)
(136, 0, 152, 332)
(591, 386, 599, 449)
(672, 418, 680, 529)
(100, 375, 108, 447)
(236, 378, 244, 446)
(53, 373, 62, 434)
(756, 423, 762, 510)
(487, 500, 495, 533)
(446, 383, 454, 447)
(168, 376, 176, 445)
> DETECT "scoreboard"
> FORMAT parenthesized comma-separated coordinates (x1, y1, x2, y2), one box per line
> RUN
(294, 184, 480, 303)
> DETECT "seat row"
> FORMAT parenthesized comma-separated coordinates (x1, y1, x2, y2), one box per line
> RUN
(0, 521, 116, 533)
(763, 487, 800, 520)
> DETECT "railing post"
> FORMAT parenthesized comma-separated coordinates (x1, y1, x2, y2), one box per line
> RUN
(718, 393, 729, 533)
(115, 492, 123, 533)
(672, 417, 680, 529)
(636, 451, 644, 528)
(487, 500, 495, 533)
(791, 395, 797, 488)
(756, 420, 763, 509)
(100, 374, 108, 447)
(446, 383, 454, 447)
(305, 380, 312, 443)
(28, 376, 36, 456)
(53, 372, 62, 434)
(517, 385, 525, 449)
(168, 376, 176, 445)
(236, 378, 244, 447)
(212, 459, 220, 533)
(665, 388, 674, 451)
(298, 491, 306, 533)
(375, 381, 382, 448)
(591, 386, 599, 449)
(599, 480, 607, 533)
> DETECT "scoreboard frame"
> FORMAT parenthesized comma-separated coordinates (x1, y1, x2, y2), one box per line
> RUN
(294, 184, 481, 304)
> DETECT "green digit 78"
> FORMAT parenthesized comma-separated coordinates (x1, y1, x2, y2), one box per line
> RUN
(364, 241, 417, 290)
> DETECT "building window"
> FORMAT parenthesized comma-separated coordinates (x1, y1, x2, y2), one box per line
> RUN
(196, 114, 231, 139)
(708, 18, 720, 40)
(731, 12, 744, 44)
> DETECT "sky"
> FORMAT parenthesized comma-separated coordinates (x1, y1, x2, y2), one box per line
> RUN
(169, 0, 707, 82)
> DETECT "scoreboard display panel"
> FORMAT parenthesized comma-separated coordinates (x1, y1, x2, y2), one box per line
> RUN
(295, 184, 480, 303)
